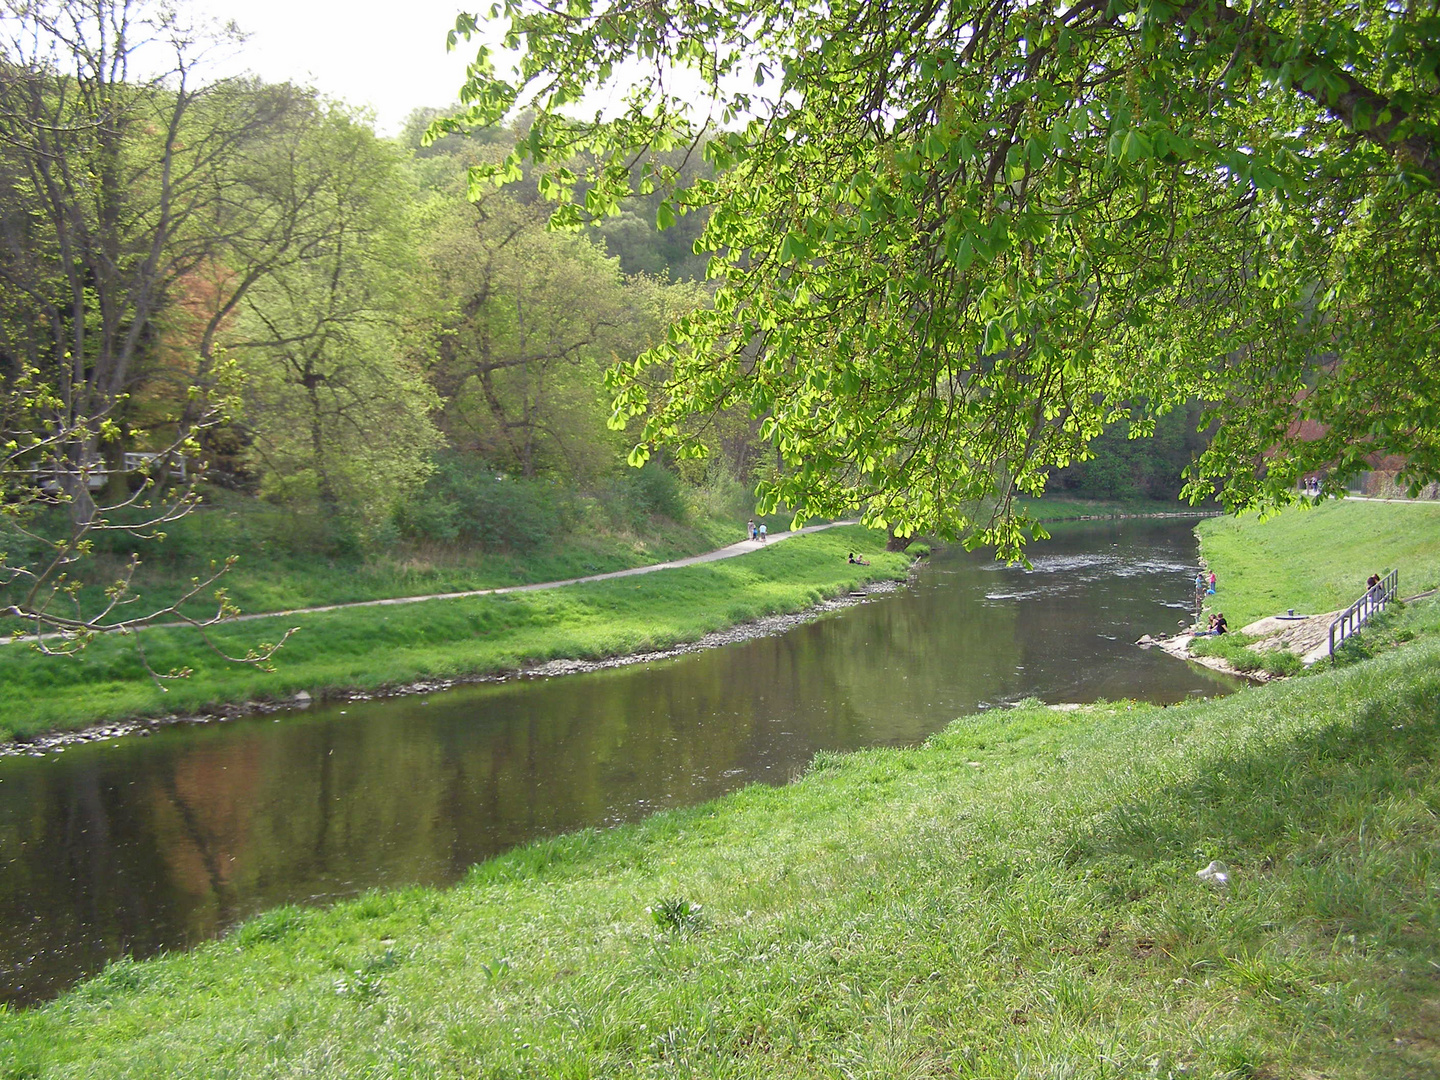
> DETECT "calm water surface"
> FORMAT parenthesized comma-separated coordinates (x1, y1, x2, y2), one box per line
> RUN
(0, 518, 1236, 1004)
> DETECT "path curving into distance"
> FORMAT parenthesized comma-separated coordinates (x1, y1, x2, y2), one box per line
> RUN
(219, 520, 863, 626)
(2, 521, 865, 647)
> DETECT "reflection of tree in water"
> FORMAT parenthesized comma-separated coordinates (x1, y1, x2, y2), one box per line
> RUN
(150, 737, 277, 917)
(0, 520, 1236, 1004)
(820, 573, 1022, 733)
(0, 758, 192, 1006)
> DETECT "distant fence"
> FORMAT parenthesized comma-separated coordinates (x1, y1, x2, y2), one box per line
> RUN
(9, 452, 187, 492)
(1329, 569, 1398, 659)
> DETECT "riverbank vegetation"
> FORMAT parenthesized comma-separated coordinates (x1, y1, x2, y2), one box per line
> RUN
(0, 526, 901, 744)
(1175, 500, 1440, 678)
(0, 0, 760, 655)
(2, 478, 783, 629)
(3, 602, 1436, 1076)
(1197, 500, 1440, 628)
(1187, 630, 1307, 678)
(1018, 494, 1207, 523)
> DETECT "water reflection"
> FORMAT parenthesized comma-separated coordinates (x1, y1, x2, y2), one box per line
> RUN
(0, 518, 1236, 1005)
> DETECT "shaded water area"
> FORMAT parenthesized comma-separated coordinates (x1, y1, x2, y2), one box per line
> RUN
(0, 518, 1237, 1005)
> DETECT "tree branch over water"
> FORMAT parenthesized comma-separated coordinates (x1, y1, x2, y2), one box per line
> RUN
(440, 0, 1440, 557)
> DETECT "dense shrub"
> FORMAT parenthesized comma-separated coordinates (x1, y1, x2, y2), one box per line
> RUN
(601, 460, 689, 530)
(397, 456, 574, 550)
(691, 465, 755, 523)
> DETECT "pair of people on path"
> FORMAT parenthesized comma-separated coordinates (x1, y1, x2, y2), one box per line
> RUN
(747, 519, 767, 542)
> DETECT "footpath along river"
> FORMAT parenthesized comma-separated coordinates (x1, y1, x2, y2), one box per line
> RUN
(0, 518, 1238, 1005)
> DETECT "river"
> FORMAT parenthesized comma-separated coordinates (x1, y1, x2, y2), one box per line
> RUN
(0, 518, 1237, 1005)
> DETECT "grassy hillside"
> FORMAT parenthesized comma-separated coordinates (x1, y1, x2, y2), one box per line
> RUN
(1197, 498, 1440, 627)
(0, 526, 903, 742)
(1, 486, 783, 626)
(2, 614, 1437, 1077)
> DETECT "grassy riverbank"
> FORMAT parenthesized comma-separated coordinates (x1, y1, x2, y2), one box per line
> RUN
(3, 501, 1436, 1077)
(0, 527, 900, 743)
(3, 618, 1437, 1077)
(1, 488, 789, 629)
(1196, 498, 1440, 627)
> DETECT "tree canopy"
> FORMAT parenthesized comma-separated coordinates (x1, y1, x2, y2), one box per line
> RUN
(443, 0, 1440, 553)
(0, 0, 719, 655)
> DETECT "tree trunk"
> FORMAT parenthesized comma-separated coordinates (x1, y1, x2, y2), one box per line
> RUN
(304, 372, 337, 510)
(886, 528, 913, 552)
(61, 435, 100, 527)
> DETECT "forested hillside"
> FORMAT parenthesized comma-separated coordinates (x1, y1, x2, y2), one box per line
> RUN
(0, 0, 768, 648)
(0, 0, 1235, 654)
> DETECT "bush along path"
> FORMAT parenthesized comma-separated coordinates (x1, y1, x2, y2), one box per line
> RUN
(0, 524, 910, 747)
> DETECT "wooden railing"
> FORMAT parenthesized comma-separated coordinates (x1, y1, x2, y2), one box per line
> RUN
(1329, 569, 1398, 659)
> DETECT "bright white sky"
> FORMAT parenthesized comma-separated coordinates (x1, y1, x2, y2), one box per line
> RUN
(189, 0, 484, 135)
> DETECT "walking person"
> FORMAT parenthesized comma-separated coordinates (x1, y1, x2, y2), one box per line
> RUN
(747, 518, 756, 541)
(758, 522, 767, 542)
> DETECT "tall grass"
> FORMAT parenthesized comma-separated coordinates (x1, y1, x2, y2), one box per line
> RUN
(0, 482, 751, 628)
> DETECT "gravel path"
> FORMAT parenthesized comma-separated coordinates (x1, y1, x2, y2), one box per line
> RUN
(2, 520, 891, 755)
(204, 520, 862, 626)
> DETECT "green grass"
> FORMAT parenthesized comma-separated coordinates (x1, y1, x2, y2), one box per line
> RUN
(0, 526, 902, 742)
(1327, 601, 1432, 668)
(2, 613, 1437, 1077)
(1, 494, 758, 626)
(1197, 498, 1440, 628)
(1189, 632, 1306, 677)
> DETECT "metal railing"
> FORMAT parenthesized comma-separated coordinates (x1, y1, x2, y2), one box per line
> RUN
(7, 453, 187, 492)
(122, 452, 187, 481)
(1329, 569, 1398, 659)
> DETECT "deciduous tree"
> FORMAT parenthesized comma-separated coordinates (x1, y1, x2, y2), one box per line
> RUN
(0, 0, 312, 655)
(442, 0, 1440, 553)
(424, 188, 704, 482)
(232, 109, 442, 528)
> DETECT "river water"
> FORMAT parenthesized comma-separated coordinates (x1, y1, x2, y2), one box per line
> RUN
(0, 518, 1237, 1005)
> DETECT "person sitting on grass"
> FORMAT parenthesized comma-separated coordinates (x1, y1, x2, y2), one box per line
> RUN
(848, 552, 870, 565)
